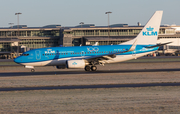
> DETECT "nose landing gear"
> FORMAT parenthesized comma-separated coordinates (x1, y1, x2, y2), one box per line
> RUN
(31, 69, 35, 72)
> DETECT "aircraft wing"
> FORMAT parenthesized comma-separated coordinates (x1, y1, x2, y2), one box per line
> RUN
(84, 52, 117, 61)
(84, 39, 137, 61)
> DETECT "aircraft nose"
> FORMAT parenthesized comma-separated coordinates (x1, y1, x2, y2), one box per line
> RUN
(14, 58, 18, 63)
(14, 57, 22, 64)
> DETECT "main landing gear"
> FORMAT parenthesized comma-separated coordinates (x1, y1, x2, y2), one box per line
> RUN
(85, 65, 97, 71)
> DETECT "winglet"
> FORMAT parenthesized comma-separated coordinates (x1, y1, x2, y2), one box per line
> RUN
(128, 39, 137, 52)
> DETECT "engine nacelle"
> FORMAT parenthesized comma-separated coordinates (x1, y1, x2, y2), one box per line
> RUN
(67, 60, 86, 69)
(56, 65, 66, 69)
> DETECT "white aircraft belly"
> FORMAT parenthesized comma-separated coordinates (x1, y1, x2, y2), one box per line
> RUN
(21, 51, 154, 67)
(106, 51, 154, 64)
(20, 60, 53, 66)
(21, 57, 81, 66)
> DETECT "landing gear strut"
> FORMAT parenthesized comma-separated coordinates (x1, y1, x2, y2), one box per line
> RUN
(84, 65, 97, 71)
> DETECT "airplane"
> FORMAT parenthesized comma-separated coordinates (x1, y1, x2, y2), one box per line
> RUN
(14, 11, 167, 72)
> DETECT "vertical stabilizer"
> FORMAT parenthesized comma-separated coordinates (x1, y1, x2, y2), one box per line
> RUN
(122, 11, 163, 45)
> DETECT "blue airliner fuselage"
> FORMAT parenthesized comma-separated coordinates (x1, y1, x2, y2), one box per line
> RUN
(15, 45, 158, 63)
(14, 44, 158, 71)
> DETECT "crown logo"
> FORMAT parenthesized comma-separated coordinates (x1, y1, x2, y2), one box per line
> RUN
(72, 62, 77, 65)
(146, 26, 154, 31)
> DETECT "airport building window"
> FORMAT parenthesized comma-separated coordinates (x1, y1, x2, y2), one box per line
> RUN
(100, 30, 108, 36)
(0, 42, 11, 52)
(0, 30, 60, 37)
(0, 31, 6, 36)
(19, 39, 59, 49)
(19, 31, 26, 36)
(71, 29, 142, 37)
(159, 29, 166, 34)
(169, 46, 180, 49)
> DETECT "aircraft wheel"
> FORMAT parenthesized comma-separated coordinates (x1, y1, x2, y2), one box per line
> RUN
(85, 65, 91, 71)
(31, 69, 35, 72)
(91, 66, 97, 71)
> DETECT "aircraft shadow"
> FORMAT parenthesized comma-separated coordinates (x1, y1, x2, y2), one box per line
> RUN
(0, 68, 180, 77)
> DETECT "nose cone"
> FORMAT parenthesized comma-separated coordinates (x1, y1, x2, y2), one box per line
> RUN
(14, 56, 22, 64)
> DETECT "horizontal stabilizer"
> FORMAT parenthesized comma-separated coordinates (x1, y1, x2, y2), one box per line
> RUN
(145, 42, 172, 48)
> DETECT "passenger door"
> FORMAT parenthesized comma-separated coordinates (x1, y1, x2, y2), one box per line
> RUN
(35, 50, 41, 60)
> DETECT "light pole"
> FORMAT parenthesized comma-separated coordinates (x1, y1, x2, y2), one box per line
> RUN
(105, 11, 112, 45)
(79, 22, 84, 45)
(79, 22, 84, 28)
(9, 23, 14, 58)
(15, 12, 22, 57)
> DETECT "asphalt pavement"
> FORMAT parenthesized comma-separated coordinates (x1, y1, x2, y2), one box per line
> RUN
(1, 82, 180, 91)
(0, 68, 180, 77)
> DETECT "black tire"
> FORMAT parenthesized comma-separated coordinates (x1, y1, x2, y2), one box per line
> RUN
(85, 65, 91, 71)
(31, 69, 35, 72)
(91, 66, 97, 71)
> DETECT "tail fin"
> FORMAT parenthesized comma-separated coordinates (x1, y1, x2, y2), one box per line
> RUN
(122, 11, 163, 45)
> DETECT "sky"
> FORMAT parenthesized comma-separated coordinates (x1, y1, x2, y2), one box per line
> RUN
(0, 0, 180, 27)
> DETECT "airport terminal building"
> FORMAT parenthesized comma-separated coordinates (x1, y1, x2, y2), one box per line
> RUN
(0, 24, 180, 59)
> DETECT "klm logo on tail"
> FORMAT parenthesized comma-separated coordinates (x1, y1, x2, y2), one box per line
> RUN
(142, 26, 157, 36)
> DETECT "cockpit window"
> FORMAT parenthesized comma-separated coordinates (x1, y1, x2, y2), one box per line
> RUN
(22, 54, 29, 56)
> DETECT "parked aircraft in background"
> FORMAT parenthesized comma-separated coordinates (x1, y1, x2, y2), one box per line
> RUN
(14, 11, 167, 72)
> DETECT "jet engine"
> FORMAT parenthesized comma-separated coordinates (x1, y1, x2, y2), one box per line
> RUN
(66, 60, 86, 69)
